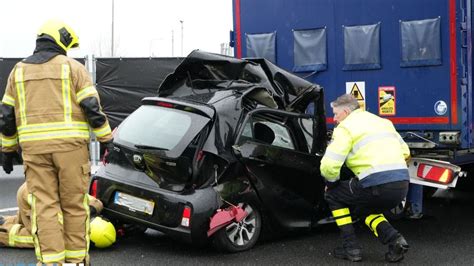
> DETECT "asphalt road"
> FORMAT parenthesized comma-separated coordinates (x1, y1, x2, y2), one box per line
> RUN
(2, 167, 474, 265)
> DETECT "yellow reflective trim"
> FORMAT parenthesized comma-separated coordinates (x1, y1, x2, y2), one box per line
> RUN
(15, 67, 27, 126)
(1, 134, 18, 147)
(365, 214, 387, 237)
(332, 208, 350, 218)
(18, 121, 89, 134)
(76, 86, 98, 103)
(58, 212, 63, 225)
(365, 214, 380, 227)
(14, 235, 34, 244)
(31, 194, 42, 261)
(27, 194, 33, 206)
(65, 249, 86, 259)
(2, 94, 15, 106)
(93, 124, 112, 137)
(8, 224, 21, 247)
(42, 251, 66, 263)
(19, 130, 90, 143)
(62, 64, 72, 123)
(84, 194, 91, 254)
(335, 216, 353, 226)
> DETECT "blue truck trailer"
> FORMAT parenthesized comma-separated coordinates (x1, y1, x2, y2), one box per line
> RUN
(231, 0, 470, 193)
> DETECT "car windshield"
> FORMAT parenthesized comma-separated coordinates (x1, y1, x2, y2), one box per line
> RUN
(117, 105, 210, 152)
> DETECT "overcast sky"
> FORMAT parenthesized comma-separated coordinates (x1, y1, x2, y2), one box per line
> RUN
(0, 0, 233, 58)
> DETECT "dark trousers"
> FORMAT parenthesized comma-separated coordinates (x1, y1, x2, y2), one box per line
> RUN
(325, 179, 409, 246)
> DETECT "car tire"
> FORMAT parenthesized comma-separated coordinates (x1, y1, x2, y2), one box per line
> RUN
(212, 203, 262, 253)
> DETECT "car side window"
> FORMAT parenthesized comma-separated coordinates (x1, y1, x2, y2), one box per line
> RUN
(263, 122, 295, 150)
(240, 119, 295, 150)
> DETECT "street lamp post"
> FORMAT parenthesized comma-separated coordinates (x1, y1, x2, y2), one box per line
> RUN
(111, 0, 115, 57)
(171, 30, 174, 56)
(179, 20, 184, 56)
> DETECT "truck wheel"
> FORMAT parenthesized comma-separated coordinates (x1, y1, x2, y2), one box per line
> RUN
(212, 203, 262, 252)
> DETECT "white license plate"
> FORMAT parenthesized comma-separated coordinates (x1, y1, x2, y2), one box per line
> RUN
(114, 192, 155, 215)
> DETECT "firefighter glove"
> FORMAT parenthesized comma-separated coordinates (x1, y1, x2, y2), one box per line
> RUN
(2, 152, 22, 174)
(325, 180, 340, 191)
(103, 141, 117, 163)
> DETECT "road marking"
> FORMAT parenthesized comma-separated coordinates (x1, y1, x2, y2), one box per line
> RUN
(0, 207, 18, 213)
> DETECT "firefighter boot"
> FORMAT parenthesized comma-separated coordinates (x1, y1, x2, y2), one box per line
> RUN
(385, 234, 409, 263)
(333, 246, 362, 262)
(332, 226, 362, 262)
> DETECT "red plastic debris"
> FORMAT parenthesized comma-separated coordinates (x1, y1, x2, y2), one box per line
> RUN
(207, 205, 247, 237)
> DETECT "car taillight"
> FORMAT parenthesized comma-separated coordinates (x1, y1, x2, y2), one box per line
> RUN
(196, 150, 204, 162)
(90, 179, 98, 198)
(417, 164, 454, 184)
(181, 206, 192, 227)
(157, 102, 174, 108)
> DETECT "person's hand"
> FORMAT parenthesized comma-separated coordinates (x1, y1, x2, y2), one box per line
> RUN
(325, 180, 340, 191)
(2, 152, 22, 174)
(102, 140, 117, 164)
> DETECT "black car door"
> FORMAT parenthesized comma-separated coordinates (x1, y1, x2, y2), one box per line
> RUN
(234, 109, 325, 229)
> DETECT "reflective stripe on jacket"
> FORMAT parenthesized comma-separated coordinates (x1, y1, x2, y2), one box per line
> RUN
(320, 109, 410, 187)
(1, 55, 112, 154)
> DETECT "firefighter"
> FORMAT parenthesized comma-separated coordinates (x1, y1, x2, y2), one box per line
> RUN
(1, 19, 113, 265)
(0, 182, 108, 248)
(320, 94, 410, 263)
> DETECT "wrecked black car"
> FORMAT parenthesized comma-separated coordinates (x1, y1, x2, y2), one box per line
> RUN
(91, 50, 328, 252)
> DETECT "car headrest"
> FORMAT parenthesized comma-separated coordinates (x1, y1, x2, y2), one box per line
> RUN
(254, 122, 275, 145)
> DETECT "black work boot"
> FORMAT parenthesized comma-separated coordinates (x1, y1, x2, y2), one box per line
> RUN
(0, 216, 4, 226)
(333, 246, 362, 262)
(385, 234, 409, 263)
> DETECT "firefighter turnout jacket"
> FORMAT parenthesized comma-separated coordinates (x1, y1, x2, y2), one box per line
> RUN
(320, 109, 410, 187)
(1, 55, 112, 154)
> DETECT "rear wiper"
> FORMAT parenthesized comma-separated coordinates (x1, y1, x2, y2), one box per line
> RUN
(134, 144, 169, 151)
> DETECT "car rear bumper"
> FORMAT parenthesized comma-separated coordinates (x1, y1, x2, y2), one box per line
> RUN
(93, 169, 220, 244)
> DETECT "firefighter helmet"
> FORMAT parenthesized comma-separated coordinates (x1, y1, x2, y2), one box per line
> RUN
(37, 19, 79, 51)
(90, 216, 116, 248)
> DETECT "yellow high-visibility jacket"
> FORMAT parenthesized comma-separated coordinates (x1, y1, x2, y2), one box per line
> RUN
(1, 55, 112, 154)
(320, 109, 410, 187)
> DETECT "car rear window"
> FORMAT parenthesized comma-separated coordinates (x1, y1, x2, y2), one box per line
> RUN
(116, 105, 210, 154)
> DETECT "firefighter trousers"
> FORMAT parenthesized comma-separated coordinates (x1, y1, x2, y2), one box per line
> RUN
(23, 145, 91, 265)
(0, 215, 35, 248)
(325, 179, 409, 246)
(0, 182, 34, 248)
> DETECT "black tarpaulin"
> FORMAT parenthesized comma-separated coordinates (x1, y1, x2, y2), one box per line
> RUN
(293, 28, 327, 73)
(0, 58, 23, 97)
(400, 17, 442, 67)
(95, 57, 183, 129)
(245, 32, 277, 63)
(343, 23, 381, 70)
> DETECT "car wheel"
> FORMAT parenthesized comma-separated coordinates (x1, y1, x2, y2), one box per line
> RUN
(212, 203, 262, 253)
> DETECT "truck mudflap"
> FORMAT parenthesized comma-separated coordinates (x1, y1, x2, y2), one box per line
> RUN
(407, 158, 465, 189)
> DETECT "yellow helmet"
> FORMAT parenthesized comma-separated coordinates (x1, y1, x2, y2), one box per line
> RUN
(90, 216, 116, 248)
(37, 19, 79, 51)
